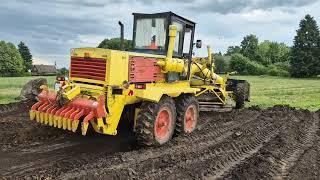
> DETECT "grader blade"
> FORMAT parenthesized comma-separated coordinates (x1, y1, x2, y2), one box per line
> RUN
(29, 90, 107, 134)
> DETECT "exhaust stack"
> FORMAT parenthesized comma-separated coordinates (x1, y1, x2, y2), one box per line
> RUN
(118, 21, 124, 50)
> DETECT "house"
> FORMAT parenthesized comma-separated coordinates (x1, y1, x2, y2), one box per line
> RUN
(31, 64, 57, 76)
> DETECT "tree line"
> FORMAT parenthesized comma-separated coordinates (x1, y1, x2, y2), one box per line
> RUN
(97, 38, 133, 50)
(0, 41, 32, 76)
(2, 14, 317, 78)
(215, 14, 320, 78)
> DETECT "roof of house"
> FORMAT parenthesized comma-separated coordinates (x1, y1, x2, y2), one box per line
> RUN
(32, 65, 57, 74)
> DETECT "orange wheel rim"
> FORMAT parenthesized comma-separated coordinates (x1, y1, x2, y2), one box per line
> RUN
(184, 105, 196, 133)
(155, 107, 172, 140)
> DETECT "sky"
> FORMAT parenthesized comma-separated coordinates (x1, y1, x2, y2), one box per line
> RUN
(1, 0, 320, 68)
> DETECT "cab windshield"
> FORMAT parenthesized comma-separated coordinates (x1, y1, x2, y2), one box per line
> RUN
(135, 18, 167, 51)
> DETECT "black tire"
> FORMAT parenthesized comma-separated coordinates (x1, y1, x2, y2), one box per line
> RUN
(135, 96, 176, 146)
(235, 83, 246, 109)
(175, 94, 199, 135)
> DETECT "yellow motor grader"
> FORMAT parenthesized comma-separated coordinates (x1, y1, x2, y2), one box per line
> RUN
(29, 12, 249, 146)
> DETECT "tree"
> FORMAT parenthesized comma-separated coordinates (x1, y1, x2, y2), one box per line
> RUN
(225, 46, 241, 56)
(0, 41, 24, 76)
(214, 54, 228, 74)
(257, 40, 271, 65)
(240, 34, 259, 61)
(98, 38, 133, 50)
(57, 67, 69, 76)
(215, 51, 223, 56)
(229, 53, 271, 75)
(277, 43, 291, 63)
(290, 14, 320, 77)
(267, 42, 290, 64)
(18, 41, 33, 72)
(229, 53, 250, 74)
(258, 41, 291, 65)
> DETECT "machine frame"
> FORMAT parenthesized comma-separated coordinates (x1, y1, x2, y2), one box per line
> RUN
(29, 12, 250, 146)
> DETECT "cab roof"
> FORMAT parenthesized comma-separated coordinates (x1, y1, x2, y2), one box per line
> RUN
(132, 11, 196, 27)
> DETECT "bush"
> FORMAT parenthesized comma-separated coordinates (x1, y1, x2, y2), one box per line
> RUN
(230, 53, 250, 74)
(221, 53, 290, 77)
(230, 53, 266, 75)
(21, 71, 32, 77)
(273, 61, 291, 72)
(266, 65, 290, 76)
(246, 60, 268, 75)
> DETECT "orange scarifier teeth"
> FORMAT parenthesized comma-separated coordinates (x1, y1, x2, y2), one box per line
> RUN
(30, 101, 42, 120)
(46, 106, 55, 126)
(29, 90, 107, 135)
(63, 107, 75, 130)
(68, 108, 80, 131)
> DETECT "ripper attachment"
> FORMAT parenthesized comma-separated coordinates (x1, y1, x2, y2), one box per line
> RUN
(29, 85, 107, 135)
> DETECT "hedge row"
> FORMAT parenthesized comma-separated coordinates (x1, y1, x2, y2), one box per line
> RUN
(229, 53, 290, 76)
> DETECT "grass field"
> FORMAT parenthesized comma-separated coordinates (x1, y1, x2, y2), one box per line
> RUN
(0, 75, 319, 111)
(0, 76, 55, 104)
(232, 75, 320, 111)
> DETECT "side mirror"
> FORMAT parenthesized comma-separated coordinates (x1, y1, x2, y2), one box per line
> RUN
(196, 40, 202, 48)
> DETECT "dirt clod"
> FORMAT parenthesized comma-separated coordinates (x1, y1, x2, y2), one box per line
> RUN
(18, 78, 47, 101)
(0, 103, 319, 179)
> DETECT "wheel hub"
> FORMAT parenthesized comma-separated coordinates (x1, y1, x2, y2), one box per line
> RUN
(155, 107, 172, 140)
(184, 105, 196, 133)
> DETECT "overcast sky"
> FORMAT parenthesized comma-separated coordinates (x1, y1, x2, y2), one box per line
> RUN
(1, 0, 319, 68)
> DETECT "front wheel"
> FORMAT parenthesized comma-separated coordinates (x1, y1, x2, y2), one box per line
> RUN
(135, 97, 176, 146)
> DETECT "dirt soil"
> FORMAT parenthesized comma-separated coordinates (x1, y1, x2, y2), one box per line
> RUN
(0, 102, 319, 179)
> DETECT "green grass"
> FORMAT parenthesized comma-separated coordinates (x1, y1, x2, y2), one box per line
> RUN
(232, 75, 320, 111)
(0, 76, 55, 104)
(0, 75, 319, 111)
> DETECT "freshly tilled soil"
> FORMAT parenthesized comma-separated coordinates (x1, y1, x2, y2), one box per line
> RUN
(0, 102, 319, 179)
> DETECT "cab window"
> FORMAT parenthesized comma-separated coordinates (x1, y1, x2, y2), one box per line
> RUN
(172, 21, 183, 55)
(135, 18, 167, 51)
(183, 28, 192, 54)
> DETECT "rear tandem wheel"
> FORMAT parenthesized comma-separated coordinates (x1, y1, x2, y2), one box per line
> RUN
(175, 95, 199, 135)
(135, 96, 176, 146)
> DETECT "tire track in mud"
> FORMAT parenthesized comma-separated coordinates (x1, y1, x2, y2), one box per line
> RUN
(224, 108, 320, 180)
(7, 109, 261, 179)
(275, 113, 319, 179)
(146, 115, 281, 180)
(286, 111, 320, 179)
(0, 153, 68, 177)
(1, 106, 319, 180)
(58, 109, 285, 179)
(0, 133, 137, 178)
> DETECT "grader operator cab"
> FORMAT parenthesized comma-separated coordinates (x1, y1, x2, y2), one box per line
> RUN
(29, 12, 250, 146)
